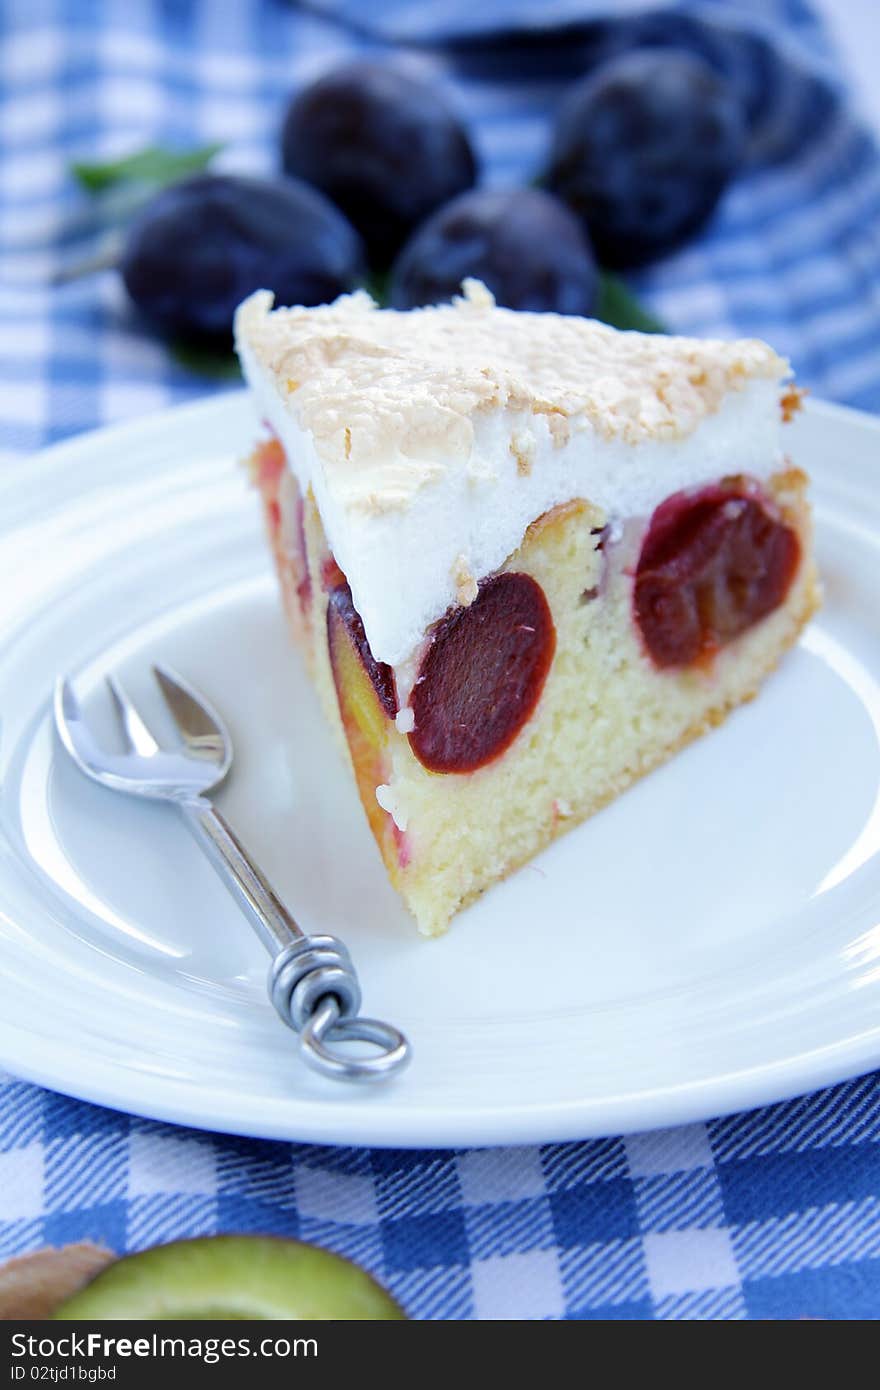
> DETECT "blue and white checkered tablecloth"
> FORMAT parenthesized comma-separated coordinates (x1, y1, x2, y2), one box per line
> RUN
(2, 0, 880, 1320)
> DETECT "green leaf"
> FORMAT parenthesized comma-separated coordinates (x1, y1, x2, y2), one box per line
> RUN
(596, 272, 666, 334)
(363, 270, 390, 306)
(71, 142, 224, 194)
(170, 340, 242, 380)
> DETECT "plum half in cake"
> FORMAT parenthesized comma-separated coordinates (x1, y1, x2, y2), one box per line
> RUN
(235, 281, 819, 936)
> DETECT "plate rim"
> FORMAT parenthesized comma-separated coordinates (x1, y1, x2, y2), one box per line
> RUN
(2, 1013, 880, 1148)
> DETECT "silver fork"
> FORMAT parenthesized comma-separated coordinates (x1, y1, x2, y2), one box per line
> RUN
(54, 664, 410, 1084)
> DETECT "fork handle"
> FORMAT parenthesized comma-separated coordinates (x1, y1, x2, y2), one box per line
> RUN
(177, 797, 410, 1083)
(179, 797, 306, 956)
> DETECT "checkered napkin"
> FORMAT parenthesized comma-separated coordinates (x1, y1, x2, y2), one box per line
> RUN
(2, 0, 880, 1320)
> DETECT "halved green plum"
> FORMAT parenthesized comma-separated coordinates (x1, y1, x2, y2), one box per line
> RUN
(52, 1236, 405, 1321)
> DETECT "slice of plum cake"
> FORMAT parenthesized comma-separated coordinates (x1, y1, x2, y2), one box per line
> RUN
(235, 281, 819, 936)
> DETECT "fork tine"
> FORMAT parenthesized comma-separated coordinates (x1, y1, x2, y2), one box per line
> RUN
(152, 663, 231, 758)
(106, 674, 160, 756)
(54, 677, 84, 761)
(55, 675, 79, 728)
(54, 676, 124, 779)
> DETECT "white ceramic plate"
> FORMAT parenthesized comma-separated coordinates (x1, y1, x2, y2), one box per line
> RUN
(1, 393, 879, 1147)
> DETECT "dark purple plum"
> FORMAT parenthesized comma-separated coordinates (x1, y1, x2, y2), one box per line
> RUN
(281, 60, 476, 268)
(634, 480, 800, 669)
(389, 187, 598, 315)
(545, 49, 747, 268)
(327, 580, 397, 720)
(409, 572, 556, 774)
(121, 174, 364, 343)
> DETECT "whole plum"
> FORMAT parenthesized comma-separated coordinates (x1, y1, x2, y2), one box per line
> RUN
(121, 173, 364, 343)
(545, 49, 747, 268)
(389, 187, 598, 315)
(281, 60, 477, 268)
